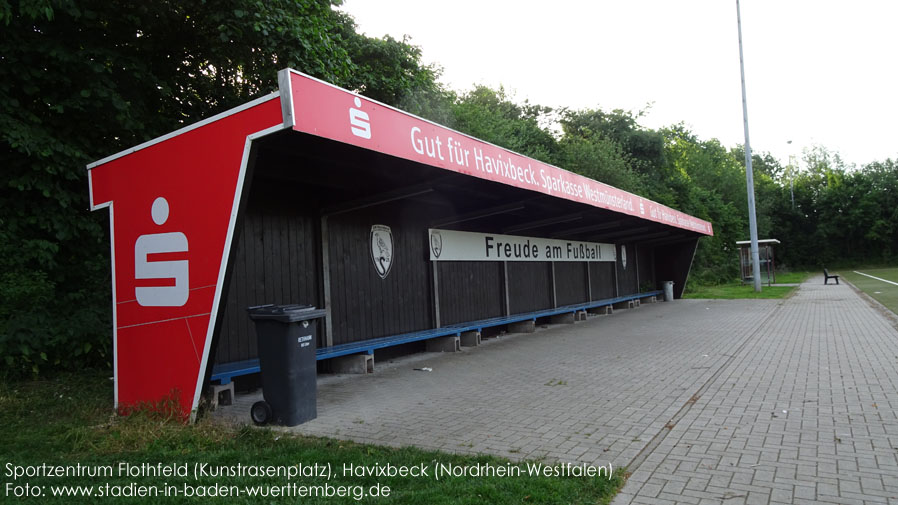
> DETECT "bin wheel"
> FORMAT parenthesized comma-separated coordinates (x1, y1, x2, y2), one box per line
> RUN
(250, 401, 272, 425)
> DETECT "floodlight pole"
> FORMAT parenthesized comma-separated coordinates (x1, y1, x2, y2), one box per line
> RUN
(736, 0, 762, 292)
(787, 141, 795, 209)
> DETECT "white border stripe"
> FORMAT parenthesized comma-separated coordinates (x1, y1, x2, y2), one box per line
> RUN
(852, 271, 898, 287)
(189, 122, 290, 421)
(88, 169, 110, 211)
(277, 69, 295, 128)
(88, 169, 116, 404)
(86, 93, 280, 170)
(109, 204, 118, 407)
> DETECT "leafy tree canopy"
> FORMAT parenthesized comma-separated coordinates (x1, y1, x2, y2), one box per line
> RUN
(0, 0, 446, 375)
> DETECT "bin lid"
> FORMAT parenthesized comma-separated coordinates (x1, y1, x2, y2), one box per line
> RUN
(247, 304, 327, 322)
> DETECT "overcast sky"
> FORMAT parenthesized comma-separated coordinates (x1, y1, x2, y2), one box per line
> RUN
(340, 0, 897, 169)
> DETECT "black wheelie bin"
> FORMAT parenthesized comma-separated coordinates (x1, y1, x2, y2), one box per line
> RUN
(246, 304, 326, 426)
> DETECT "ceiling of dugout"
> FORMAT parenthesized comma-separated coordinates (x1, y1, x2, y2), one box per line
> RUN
(250, 130, 703, 248)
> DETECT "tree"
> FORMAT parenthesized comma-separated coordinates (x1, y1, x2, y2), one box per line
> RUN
(560, 107, 665, 175)
(558, 108, 656, 194)
(451, 86, 560, 164)
(0, 0, 444, 375)
(336, 15, 454, 125)
(557, 136, 644, 194)
(659, 128, 751, 283)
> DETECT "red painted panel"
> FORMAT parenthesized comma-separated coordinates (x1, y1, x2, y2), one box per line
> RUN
(115, 317, 207, 410)
(286, 71, 713, 236)
(89, 97, 283, 417)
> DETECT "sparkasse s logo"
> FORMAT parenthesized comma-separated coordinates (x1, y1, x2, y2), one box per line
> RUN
(349, 97, 371, 139)
(134, 197, 189, 306)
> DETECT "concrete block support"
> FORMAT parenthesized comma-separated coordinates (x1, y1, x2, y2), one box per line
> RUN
(209, 382, 234, 410)
(550, 312, 576, 324)
(587, 305, 613, 315)
(460, 331, 481, 347)
(426, 335, 461, 353)
(332, 354, 374, 374)
(613, 300, 636, 310)
(508, 320, 536, 333)
(575, 310, 588, 321)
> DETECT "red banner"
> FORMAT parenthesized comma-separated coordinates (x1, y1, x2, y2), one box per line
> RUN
(282, 70, 713, 236)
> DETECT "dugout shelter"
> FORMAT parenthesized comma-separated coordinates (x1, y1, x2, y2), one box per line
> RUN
(88, 70, 714, 419)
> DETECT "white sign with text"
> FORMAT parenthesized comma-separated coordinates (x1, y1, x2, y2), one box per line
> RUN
(428, 229, 616, 263)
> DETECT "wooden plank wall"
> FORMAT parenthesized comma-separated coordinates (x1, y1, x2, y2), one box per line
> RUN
(554, 262, 589, 306)
(654, 239, 699, 299)
(215, 201, 320, 364)
(507, 262, 553, 315)
(589, 262, 616, 300)
(327, 208, 432, 345)
(438, 261, 504, 325)
(216, 196, 656, 365)
(616, 243, 639, 295)
(637, 245, 656, 291)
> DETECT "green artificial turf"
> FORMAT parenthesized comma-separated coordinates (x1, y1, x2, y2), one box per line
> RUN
(0, 372, 622, 504)
(841, 268, 898, 316)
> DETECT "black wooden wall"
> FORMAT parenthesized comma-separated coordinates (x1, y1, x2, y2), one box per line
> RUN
(654, 239, 699, 299)
(590, 262, 616, 299)
(215, 193, 661, 365)
(636, 245, 656, 291)
(555, 262, 589, 306)
(616, 243, 639, 295)
(327, 207, 432, 345)
(215, 199, 320, 365)
(438, 261, 504, 325)
(508, 262, 553, 315)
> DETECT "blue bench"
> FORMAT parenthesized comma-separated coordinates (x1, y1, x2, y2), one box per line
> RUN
(210, 290, 662, 384)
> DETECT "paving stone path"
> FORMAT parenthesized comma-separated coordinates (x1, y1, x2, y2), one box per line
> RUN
(613, 278, 898, 505)
(219, 276, 898, 504)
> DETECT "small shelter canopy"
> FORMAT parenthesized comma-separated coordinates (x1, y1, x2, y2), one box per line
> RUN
(736, 239, 780, 286)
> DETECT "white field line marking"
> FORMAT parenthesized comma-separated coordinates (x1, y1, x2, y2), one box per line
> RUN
(853, 271, 898, 287)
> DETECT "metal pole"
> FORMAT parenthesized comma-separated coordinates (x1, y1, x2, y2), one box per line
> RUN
(736, 0, 762, 292)
(320, 216, 334, 346)
(787, 141, 795, 209)
(432, 262, 440, 328)
(790, 177, 794, 209)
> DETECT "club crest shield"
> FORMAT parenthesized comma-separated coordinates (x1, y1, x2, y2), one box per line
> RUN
(430, 230, 443, 259)
(621, 245, 628, 270)
(370, 225, 394, 279)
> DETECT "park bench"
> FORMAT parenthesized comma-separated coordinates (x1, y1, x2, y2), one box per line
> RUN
(210, 290, 663, 385)
(824, 268, 839, 285)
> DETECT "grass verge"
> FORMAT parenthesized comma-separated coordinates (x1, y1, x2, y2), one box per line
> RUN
(683, 282, 797, 299)
(772, 271, 812, 284)
(0, 371, 622, 504)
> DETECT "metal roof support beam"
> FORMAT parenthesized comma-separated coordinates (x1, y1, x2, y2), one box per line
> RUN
(633, 232, 677, 245)
(548, 220, 623, 238)
(431, 201, 526, 227)
(639, 234, 697, 247)
(590, 226, 653, 242)
(436, 177, 542, 202)
(322, 182, 435, 216)
(502, 213, 583, 234)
